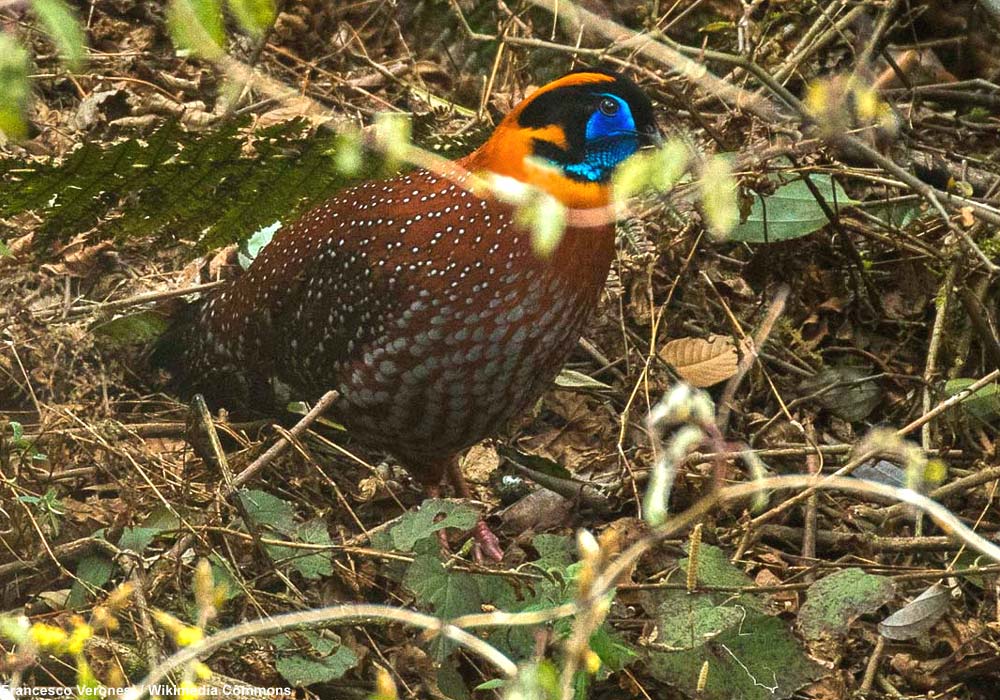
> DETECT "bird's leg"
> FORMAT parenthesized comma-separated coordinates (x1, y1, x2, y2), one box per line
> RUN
(446, 458, 503, 562)
(422, 481, 455, 556)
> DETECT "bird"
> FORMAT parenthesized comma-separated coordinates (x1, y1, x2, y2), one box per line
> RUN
(165, 69, 660, 560)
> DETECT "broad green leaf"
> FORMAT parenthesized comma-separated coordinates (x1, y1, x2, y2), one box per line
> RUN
(800, 366, 881, 422)
(389, 498, 480, 551)
(529, 533, 575, 577)
(645, 613, 822, 700)
(208, 553, 242, 602)
(0, 34, 31, 140)
(238, 488, 297, 536)
(92, 310, 170, 346)
(273, 630, 358, 686)
(436, 662, 472, 700)
(117, 526, 162, 555)
(167, 0, 225, 59)
(797, 568, 895, 640)
(30, 0, 86, 70)
(67, 554, 114, 608)
(699, 155, 739, 238)
(730, 175, 858, 242)
(589, 625, 636, 677)
(403, 551, 482, 618)
(276, 518, 333, 581)
(944, 378, 1000, 423)
(225, 0, 276, 37)
(643, 543, 822, 700)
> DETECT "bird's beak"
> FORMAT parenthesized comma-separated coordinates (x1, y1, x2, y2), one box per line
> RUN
(641, 123, 665, 148)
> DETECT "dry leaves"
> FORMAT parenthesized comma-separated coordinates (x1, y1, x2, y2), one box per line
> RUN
(659, 335, 739, 387)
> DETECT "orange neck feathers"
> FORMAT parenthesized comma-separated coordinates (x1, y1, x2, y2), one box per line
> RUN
(460, 72, 619, 210)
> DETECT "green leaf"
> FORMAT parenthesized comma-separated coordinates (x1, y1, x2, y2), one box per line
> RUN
(436, 661, 472, 700)
(797, 568, 895, 641)
(269, 518, 333, 581)
(612, 138, 689, 201)
(225, 0, 276, 37)
(645, 612, 822, 700)
(238, 221, 281, 269)
(680, 544, 761, 609)
(30, 0, 86, 70)
(373, 112, 412, 169)
(474, 679, 504, 690)
(403, 551, 482, 619)
(92, 310, 170, 346)
(238, 488, 298, 536)
(800, 366, 881, 422)
(273, 631, 358, 686)
(208, 553, 242, 602)
(167, 0, 225, 59)
(529, 533, 575, 578)
(730, 175, 858, 242)
(589, 625, 636, 677)
(389, 499, 480, 552)
(0, 34, 31, 140)
(944, 378, 1000, 423)
(117, 526, 161, 555)
(0, 117, 383, 252)
(496, 446, 574, 483)
(67, 554, 114, 608)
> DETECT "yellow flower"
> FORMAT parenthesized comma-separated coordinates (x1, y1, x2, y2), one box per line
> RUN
(29, 623, 68, 651)
(179, 680, 200, 700)
(66, 621, 93, 655)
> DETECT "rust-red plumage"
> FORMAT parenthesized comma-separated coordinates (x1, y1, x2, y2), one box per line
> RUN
(177, 70, 658, 559)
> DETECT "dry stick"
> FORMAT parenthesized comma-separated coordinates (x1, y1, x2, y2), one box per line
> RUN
(716, 285, 789, 433)
(123, 604, 517, 700)
(525, 0, 782, 120)
(230, 390, 339, 487)
(153, 391, 339, 582)
(860, 635, 887, 695)
(956, 282, 1000, 370)
(880, 464, 1000, 522)
(923, 261, 958, 450)
(35, 281, 224, 321)
(748, 369, 1000, 528)
(773, 2, 867, 84)
(802, 422, 820, 583)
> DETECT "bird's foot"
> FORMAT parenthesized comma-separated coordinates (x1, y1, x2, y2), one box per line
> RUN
(471, 519, 503, 562)
(434, 519, 503, 562)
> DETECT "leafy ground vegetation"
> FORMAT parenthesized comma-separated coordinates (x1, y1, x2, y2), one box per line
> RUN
(3, 0, 1000, 698)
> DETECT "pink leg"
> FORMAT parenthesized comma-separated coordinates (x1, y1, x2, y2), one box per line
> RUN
(446, 459, 503, 562)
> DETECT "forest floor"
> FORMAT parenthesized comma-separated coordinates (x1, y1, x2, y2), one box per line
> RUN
(2, 1, 1000, 699)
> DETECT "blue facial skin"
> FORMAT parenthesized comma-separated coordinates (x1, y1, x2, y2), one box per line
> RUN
(563, 94, 641, 183)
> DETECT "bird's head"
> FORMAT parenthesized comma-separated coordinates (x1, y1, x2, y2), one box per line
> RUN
(466, 69, 660, 208)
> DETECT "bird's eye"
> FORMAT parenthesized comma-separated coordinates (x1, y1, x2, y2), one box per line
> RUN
(598, 97, 619, 117)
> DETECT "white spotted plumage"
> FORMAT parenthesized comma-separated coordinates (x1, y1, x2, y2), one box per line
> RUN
(186, 165, 615, 477)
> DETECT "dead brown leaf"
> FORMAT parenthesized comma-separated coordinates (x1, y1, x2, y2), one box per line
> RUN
(659, 335, 739, 387)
